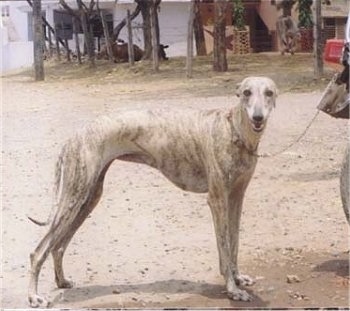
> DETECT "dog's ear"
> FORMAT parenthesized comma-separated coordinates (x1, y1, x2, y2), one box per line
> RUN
(275, 87, 279, 98)
(235, 82, 242, 97)
(271, 87, 278, 108)
(270, 82, 279, 98)
(272, 84, 279, 107)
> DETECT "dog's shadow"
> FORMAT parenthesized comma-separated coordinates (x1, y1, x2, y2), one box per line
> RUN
(52, 279, 268, 307)
(313, 258, 349, 278)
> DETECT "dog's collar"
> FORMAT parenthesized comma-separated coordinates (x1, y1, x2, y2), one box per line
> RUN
(226, 110, 259, 157)
(233, 138, 259, 156)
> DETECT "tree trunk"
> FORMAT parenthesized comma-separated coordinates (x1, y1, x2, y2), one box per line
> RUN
(33, 0, 44, 80)
(186, 0, 195, 78)
(213, 0, 228, 72)
(137, 1, 152, 59)
(54, 24, 61, 61)
(75, 0, 95, 67)
(154, 0, 161, 45)
(48, 28, 53, 58)
(313, 0, 323, 78)
(98, 0, 114, 63)
(80, 9, 95, 67)
(73, 17, 82, 64)
(193, 0, 206, 56)
(136, 0, 161, 60)
(65, 38, 71, 61)
(150, 2, 159, 71)
(127, 9, 135, 65)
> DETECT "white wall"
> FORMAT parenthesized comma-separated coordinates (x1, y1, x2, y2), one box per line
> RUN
(0, 1, 34, 74)
(158, 2, 193, 57)
(8, 1, 30, 41)
(1, 0, 194, 73)
(1, 41, 33, 74)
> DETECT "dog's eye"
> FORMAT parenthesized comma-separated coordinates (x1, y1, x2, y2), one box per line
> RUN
(243, 89, 251, 97)
(265, 90, 274, 97)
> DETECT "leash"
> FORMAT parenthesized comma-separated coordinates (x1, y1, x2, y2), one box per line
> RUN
(256, 109, 321, 158)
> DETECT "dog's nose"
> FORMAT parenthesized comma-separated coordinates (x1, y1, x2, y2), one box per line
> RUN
(252, 114, 263, 122)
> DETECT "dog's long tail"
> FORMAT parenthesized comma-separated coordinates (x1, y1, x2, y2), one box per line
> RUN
(27, 215, 50, 226)
(27, 147, 65, 226)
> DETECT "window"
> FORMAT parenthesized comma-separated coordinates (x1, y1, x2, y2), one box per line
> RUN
(1, 5, 10, 17)
(54, 11, 73, 40)
(323, 17, 336, 39)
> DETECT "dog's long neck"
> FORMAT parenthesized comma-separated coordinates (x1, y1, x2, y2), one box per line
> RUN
(231, 106, 262, 155)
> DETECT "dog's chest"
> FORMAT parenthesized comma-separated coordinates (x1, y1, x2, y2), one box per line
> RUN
(154, 138, 208, 193)
(211, 137, 258, 185)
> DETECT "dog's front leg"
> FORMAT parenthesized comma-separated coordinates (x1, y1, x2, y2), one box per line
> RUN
(226, 185, 255, 298)
(208, 181, 253, 302)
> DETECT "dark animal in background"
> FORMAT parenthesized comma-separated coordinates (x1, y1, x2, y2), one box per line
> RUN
(97, 42, 143, 62)
(159, 44, 169, 60)
(97, 41, 169, 62)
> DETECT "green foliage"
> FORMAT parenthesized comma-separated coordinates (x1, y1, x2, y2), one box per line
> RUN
(232, 0, 245, 30)
(298, 0, 313, 28)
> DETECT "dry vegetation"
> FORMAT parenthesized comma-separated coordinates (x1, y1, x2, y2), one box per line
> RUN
(14, 52, 335, 99)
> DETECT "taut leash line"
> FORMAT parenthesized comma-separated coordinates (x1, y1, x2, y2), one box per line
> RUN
(257, 109, 321, 158)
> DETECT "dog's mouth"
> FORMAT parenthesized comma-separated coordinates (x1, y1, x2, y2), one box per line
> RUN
(250, 121, 265, 133)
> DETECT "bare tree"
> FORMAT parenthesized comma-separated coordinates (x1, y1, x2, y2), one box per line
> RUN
(77, 0, 96, 66)
(193, 0, 206, 56)
(313, 0, 323, 78)
(213, 0, 228, 72)
(112, 6, 141, 41)
(127, 9, 135, 65)
(33, 0, 44, 80)
(112, 0, 161, 60)
(72, 17, 82, 64)
(59, 0, 96, 67)
(97, 0, 113, 62)
(135, 0, 161, 60)
(150, 1, 159, 71)
(187, 0, 195, 78)
(27, 0, 69, 54)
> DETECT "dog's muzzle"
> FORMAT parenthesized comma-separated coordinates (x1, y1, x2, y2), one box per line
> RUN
(251, 115, 265, 132)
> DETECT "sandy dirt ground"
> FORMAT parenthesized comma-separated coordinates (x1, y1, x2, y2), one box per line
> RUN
(1, 54, 349, 309)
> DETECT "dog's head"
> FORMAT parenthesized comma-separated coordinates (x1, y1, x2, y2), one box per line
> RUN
(236, 76, 278, 133)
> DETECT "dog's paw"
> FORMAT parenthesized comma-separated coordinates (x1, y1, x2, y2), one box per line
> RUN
(235, 274, 255, 286)
(227, 288, 252, 301)
(57, 279, 74, 289)
(28, 294, 50, 308)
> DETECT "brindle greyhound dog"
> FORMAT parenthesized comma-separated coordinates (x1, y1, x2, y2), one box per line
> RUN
(28, 76, 278, 307)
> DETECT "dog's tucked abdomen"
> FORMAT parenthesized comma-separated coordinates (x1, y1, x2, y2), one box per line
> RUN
(92, 109, 212, 193)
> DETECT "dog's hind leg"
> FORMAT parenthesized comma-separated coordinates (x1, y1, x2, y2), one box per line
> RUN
(51, 162, 109, 289)
(29, 149, 111, 308)
(28, 198, 92, 308)
(28, 228, 58, 307)
(29, 178, 103, 307)
(51, 200, 98, 289)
